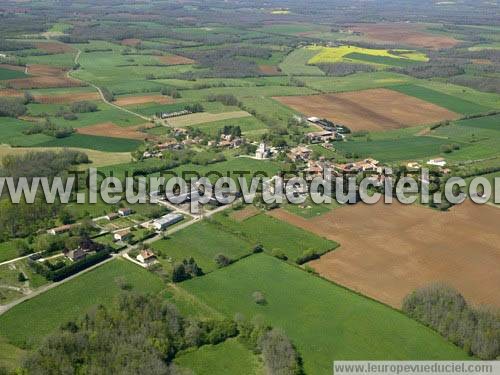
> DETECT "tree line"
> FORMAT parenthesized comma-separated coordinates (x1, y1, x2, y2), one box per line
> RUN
(403, 284, 499, 359)
(23, 293, 302, 374)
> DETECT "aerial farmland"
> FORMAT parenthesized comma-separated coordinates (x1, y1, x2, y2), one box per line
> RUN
(0, 0, 499, 374)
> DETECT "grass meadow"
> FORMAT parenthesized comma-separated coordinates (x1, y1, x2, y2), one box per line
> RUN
(175, 338, 263, 375)
(391, 84, 492, 114)
(0, 67, 28, 80)
(182, 254, 469, 375)
(0, 259, 164, 349)
(213, 213, 337, 261)
(152, 220, 253, 273)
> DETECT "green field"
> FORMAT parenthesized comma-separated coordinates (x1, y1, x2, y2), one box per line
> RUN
(391, 84, 492, 114)
(345, 52, 422, 67)
(0, 117, 52, 147)
(182, 255, 469, 375)
(455, 114, 500, 131)
(279, 48, 325, 76)
(307, 46, 427, 66)
(335, 135, 458, 162)
(152, 220, 252, 273)
(213, 213, 337, 261)
(33, 134, 142, 152)
(297, 71, 415, 93)
(175, 338, 263, 375)
(0, 259, 164, 349)
(188, 116, 268, 138)
(0, 67, 28, 80)
(0, 336, 24, 372)
(0, 241, 21, 263)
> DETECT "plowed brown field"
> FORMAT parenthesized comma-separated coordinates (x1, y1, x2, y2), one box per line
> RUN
(35, 92, 100, 104)
(114, 94, 175, 106)
(76, 123, 148, 140)
(273, 88, 460, 131)
(156, 55, 195, 65)
(351, 23, 460, 49)
(268, 201, 500, 308)
(35, 42, 75, 53)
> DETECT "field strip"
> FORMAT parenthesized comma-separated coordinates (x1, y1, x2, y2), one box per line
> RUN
(68, 48, 151, 122)
(166, 111, 251, 127)
(0, 256, 115, 316)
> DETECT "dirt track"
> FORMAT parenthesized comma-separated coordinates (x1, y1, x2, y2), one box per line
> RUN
(351, 23, 460, 49)
(268, 201, 500, 309)
(274, 88, 460, 131)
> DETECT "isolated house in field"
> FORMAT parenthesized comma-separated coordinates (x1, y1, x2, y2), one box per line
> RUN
(118, 208, 133, 217)
(47, 224, 72, 236)
(64, 248, 85, 262)
(136, 249, 157, 265)
(427, 158, 447, 167)
(114, 229, 132, 242)
(152, 213, 183, 231)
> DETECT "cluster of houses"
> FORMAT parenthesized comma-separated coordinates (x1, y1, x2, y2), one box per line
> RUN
(208, 133, 245, 149)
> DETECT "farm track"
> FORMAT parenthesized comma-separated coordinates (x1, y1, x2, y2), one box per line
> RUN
(68, 48, 151, 122)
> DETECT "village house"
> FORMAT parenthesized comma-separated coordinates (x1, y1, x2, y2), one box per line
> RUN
(333, 158, 380, 174)
(255, 142, 271, 159)
(157, 139, 179, 150)
(136, 249, 157, 266)
(288, 146, 312, 162)
(172, 128, 188, 137)
(407, 162, 421, 171)
(114, 229, 132, 242)
(303, 159, 332, 180)
(64, 248, 86, 262)
(427, 158, 447, 167)
(118, 207, 133, 217)
(105, 213, 119, 221)
(152, 213, 183, 231)
(47, 224, 72, 236)
(306, 130, 338, 144)
(142, 150, 163, 159)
